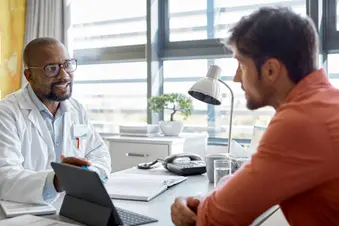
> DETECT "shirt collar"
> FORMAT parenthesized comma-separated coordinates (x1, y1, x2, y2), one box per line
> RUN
(27, 84, 70, 116)
(283, 68, 331, 104)
(28, 84, 48, 112)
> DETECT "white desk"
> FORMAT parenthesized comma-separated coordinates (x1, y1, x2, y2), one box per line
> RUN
(0, 167, 279, 226)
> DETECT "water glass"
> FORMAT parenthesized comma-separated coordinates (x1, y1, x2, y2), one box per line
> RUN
(214, 159, 232, 188)
(205, 153, 227, 183)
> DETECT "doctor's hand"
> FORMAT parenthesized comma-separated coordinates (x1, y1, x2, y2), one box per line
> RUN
(60, 154, 91, 167)
(171, 196, 201, 226)
(53, 155, 91, 192)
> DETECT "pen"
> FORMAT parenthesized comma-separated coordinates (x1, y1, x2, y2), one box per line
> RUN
(81, 165, 105, 184)
(76, 137, 80, 149)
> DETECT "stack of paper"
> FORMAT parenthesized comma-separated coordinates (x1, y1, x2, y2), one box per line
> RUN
(119, 124, 161, 137)
(0, 200, 56, 218)
(105, 173, 187, 201)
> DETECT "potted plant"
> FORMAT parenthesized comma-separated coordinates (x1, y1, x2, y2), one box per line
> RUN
(148, 93, 193, 136)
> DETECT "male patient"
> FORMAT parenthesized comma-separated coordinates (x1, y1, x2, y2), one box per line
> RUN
(171, 7, 339, 226)
(0, 37, 111, 204)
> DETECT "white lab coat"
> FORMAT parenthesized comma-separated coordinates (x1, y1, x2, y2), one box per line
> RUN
(0, 85, 111, 204)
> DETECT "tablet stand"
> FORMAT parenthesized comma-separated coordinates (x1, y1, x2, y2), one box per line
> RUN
(60, 194, 122, 226)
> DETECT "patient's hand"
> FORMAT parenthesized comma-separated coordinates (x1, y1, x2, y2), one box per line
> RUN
(171, 196, 201, 226)
(53, 155, 91, 192)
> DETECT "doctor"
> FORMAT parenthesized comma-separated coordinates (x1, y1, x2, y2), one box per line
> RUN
(0, 37, 111, 204)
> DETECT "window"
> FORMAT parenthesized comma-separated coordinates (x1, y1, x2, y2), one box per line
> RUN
(69, 0, 148, 133)
(163, 59, 274, 141)
(163, 60, 208, 126)
(69, 0, 146, 50)
(69, 0, 310, 144)
(169, 0, 306, 42)
(169, 0, 207, 41)
(328, 54, 339, 88)
(72, 62, 147, 133)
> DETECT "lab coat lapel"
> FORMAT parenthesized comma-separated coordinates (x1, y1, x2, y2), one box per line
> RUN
(15, 87, 54, 150)
(27, 110, 54, 149)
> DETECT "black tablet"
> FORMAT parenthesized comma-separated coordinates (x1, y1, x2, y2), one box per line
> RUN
(51, 162, 158, 226)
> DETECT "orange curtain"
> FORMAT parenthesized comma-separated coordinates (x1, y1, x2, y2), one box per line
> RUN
(0, 0, 26, 99)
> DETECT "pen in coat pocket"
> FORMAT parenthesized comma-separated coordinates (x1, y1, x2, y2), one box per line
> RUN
(75, 137, 80, 149)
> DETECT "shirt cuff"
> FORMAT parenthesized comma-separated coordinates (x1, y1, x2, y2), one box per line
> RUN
(42, 171, 59, 203)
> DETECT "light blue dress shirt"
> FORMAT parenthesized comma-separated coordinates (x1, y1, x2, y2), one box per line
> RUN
(27, 85, 68, 202)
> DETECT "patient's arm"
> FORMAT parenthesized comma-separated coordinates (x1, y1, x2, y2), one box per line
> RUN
(196, 110, 335, 226)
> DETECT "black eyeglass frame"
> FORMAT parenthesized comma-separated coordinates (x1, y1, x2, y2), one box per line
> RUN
(26, 59, 77, 77)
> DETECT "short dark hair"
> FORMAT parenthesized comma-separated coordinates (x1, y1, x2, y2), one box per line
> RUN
(23, 37, 63, 66)
(227, 7, 318, 84)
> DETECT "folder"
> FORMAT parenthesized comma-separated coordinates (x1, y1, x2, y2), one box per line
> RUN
(105, 173, 187, 201)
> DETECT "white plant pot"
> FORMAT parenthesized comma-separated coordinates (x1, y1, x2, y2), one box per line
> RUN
(159, 121, 184, 136)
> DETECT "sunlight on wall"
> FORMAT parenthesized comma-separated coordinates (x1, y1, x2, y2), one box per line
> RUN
(0, 0, 26, 98)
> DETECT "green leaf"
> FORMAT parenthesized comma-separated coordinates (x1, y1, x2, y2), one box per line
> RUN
(148, 93, 193, 121)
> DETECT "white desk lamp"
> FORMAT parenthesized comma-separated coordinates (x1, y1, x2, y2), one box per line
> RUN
(188, 65, 234, 153)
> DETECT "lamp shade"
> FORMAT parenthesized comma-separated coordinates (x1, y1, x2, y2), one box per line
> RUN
(188, 65, 223, 105)
(188, 64, 235, 154)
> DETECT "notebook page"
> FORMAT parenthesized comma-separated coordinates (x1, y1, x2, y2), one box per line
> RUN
(107, 173, 186, 185)
(105, 173, 187, 201)
(106, 181, 167, 201)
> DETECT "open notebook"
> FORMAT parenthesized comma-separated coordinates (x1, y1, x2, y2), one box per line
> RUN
(0, 200, 56, 218)
(105, 173, 187, 201)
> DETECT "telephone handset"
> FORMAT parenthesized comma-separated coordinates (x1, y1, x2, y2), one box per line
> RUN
(163, 153, 206, 176)
(137, 153, 206, 176)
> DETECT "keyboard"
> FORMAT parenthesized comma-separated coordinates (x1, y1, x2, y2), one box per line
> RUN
(166, 160, 206, 176)
(116, 207, 158, 225)
(178, 161, 205, 168)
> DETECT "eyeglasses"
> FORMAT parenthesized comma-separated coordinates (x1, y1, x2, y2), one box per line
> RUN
(26, 59, 77, 77)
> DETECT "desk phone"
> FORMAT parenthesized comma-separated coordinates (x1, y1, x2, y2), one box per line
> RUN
(137, 153, 206, 176)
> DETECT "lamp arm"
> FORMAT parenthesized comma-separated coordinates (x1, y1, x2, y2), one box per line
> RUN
(218, 79, 234, 153)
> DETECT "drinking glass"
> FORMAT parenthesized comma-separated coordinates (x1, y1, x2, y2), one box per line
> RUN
(214, 159, 232, 188)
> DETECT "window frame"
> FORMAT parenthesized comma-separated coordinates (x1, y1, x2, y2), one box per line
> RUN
(321, 0, 339, 52)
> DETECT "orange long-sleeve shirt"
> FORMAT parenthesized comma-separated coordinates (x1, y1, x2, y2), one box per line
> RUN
(197, 69, 339, 226)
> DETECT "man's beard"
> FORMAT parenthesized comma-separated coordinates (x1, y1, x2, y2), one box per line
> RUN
(246, 98, 265, 110)
(246, 87, 273, 110)
(45, 83, 73, 102)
